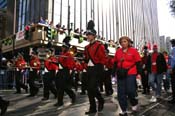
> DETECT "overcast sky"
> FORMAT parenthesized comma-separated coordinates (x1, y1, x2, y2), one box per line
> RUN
(157, 0, 175, 38)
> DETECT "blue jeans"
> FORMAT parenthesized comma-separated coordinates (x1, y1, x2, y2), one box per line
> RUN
(117, 75, 138, 112)
(148, 73, 163, 96)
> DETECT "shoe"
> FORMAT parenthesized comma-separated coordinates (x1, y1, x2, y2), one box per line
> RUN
(142, 91, 146, 94)
(1, 101, 10, 115)
(14, 91, 21, 94)
(98, 100, 104, 112)
(85, 110, 97, 115)
(119, 113, 128, 116)
(150, 96, 157, 103)
(25, 87, 28, 93)
(54, 102, 63, 107)
(168, 99, 175, 104)
(41, 98, 49, 101)
(27, 94, 35, 97)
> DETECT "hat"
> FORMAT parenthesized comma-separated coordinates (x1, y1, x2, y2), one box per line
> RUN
(143, 46, 148, 50)
(86, 20, 96, 36)
(153, 44, 158, 49)
(62, 36, 71, 48)
(170, 39, 175, 45)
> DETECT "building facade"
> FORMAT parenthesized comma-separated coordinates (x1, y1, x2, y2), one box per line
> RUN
(6, 0, 159, 50)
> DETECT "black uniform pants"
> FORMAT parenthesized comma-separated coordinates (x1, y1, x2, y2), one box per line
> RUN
(43, 71, 57, 99)
(55, 68, 75, 104)
(104, 69, 113, 95)
(0, 96, 5, 108)
(81, 72, 88, 93)
(29, 70, 39, 96)
(141, 71, 150, 93)
(87, 65, 104, 110)
(15, 71, 28, 93)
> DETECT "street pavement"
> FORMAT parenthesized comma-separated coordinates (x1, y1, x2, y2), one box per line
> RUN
(0, 87, 175, 116)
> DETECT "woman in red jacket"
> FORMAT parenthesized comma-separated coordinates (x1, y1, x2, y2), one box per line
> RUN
(113, 36, 142, 116)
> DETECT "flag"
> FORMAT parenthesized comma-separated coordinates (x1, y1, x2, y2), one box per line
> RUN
(0, 0, 7, 9)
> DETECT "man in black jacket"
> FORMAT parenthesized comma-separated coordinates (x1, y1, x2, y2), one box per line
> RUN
(146, 45, 167, 102)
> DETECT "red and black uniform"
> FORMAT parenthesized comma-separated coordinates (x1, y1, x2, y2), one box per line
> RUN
(15, 56, 28, 94)
(54, 51, 76, 106)
(71, 60, 82, 91)
(104, 57, 114, 96)
(80, 61, 88, 95)
(84, 41, 106, 112)
(42, 55, 58, 100)
(28, 56, 41, 96)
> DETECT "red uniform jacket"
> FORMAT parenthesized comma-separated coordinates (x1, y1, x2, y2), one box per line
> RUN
(15, 57, 26, 70)
(30, 56, 41, 70)
(84, 41, 106, 65)
(45, 56, 58, 71)
(74, 61, 83, 72)
(58, 51, 75, 70)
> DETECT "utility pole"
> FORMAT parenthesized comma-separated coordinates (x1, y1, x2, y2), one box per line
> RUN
(67, 0, 70, 35)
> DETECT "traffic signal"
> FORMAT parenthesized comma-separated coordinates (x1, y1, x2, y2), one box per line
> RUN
(24, 25, 30, 40)
(78, 35, 84, 43)
(46, 26, 52, 39)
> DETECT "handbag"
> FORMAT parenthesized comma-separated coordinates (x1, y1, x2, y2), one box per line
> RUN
(116, 68, 129, 79)
(116, 60, 135, 79)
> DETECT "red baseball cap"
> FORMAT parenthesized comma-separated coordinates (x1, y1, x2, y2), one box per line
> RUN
(153, 44, 158, 49)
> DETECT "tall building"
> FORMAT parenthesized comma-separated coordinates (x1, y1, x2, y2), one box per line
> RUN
(6, 0, 159, 50)
(0, 0, 7, 39)
(166, 36, 171, 53)
(159, 36, 166, 52)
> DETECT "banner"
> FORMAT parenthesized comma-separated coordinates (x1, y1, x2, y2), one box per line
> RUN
(16, 30, 25, 41)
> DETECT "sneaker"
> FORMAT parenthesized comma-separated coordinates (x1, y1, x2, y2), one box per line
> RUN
(150, 96, 157, 102)
(131, 105, 138, 112)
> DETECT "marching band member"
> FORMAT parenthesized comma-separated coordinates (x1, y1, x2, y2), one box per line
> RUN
(80, 60, 88, 95)
(84, 20, 106, 114)
(27, 51, 41, 97)
(42, 49, 57, 101)
(15, 53, 28, 94)
(104, 44, 114, 96)
(54, 36, 76, 107)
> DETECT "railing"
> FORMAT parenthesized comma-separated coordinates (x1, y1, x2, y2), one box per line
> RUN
(1, 24, 117, 55)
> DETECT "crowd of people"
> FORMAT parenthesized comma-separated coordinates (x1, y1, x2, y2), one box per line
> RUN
(0, 20, 175, 116)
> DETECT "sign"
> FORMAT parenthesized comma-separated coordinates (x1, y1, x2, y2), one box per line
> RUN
(16, 30, 24, 41)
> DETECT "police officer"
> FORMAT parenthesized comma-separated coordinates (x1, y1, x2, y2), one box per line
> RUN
(27, 51, 41, 97)
(54, 36, 76, 107)
(15, 53, 28, 94)
(42, 49, 57, 101)
(84, 20, 106, 114)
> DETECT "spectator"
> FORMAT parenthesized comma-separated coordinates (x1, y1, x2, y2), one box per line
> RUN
(113, 36, 142, 116)
(146, 45, 167, 102)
